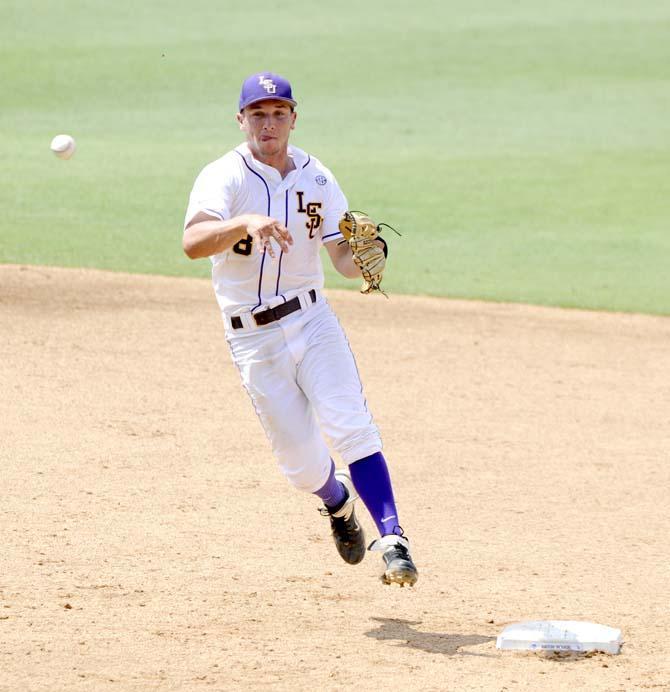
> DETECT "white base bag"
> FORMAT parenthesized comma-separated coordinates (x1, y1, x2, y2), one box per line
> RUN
(496, 620, 622, 654)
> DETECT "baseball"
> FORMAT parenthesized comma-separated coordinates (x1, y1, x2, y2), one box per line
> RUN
(50, 134, 76, 160)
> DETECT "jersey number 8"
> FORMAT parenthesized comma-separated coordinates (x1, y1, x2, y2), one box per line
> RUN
(233, 234, 253, 256)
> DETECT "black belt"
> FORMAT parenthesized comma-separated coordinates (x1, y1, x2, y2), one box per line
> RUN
(231, 289, 317, 330)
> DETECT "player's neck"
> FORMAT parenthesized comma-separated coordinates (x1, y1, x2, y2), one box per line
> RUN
(252, 149, 295, 179)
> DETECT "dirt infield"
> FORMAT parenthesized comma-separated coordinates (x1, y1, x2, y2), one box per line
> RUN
(2, 264, 669, 691)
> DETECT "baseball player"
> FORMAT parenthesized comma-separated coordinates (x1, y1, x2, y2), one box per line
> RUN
(182, 72, 418, 587)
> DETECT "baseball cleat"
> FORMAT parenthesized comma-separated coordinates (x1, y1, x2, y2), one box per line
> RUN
(319, 470, 366, 565)
(368, 534, 418, 587)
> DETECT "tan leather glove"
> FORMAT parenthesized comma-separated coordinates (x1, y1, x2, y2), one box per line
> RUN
(338, 211, 387, 294)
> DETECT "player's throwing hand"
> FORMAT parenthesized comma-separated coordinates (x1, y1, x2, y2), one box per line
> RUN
(246, 214, 293, 258)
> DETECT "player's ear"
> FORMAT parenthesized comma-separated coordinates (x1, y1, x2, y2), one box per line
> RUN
(290, 110, 297, 131)
(236, 111, 246, 131)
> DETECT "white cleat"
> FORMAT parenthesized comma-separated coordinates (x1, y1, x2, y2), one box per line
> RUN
(368, 534, 418, 587)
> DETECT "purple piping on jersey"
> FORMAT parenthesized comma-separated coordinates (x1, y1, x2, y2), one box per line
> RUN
(275, 252, 284, 296)
(275, 189, 289, 296)
(322, 231, 341, 241)
(235, 152, 271, 214)
(255, 249, 268, 310)
(302, 156, 311, 169)
(236, 151, 271, 309)
(203, 208, 225, 221)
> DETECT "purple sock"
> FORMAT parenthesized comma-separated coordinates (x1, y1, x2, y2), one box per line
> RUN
(313, 460, 346, 510)
(349, 452, 403, 536)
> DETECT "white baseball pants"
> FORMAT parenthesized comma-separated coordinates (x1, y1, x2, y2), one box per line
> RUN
(225, 296, 382, 492)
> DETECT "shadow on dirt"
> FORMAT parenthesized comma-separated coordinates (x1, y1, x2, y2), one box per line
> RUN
(365, 618, 496, 657)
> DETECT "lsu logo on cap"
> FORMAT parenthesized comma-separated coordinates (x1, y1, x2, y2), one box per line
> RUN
(258, 76, 277, 94)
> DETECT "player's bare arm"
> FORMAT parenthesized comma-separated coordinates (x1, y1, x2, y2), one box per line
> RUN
(325, 239, 360, 279)
(183, 211, 293, 259)
(325, 237, 386, 280)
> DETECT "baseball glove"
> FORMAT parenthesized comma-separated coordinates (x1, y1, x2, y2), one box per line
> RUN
(338, 211, 393, 295)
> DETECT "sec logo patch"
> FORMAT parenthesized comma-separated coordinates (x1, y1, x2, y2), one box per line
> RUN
(315, 175, 327, 186)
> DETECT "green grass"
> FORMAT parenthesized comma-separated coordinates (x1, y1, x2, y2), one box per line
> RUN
(2, 1, 669, 314)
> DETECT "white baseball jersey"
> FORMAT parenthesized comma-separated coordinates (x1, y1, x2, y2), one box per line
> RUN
(184, 142, 347, 317)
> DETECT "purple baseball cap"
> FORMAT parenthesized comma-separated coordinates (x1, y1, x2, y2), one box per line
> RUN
(238, 72, 297, 111)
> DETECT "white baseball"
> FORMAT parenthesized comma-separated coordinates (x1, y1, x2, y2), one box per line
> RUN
(50, 134, 76, 160)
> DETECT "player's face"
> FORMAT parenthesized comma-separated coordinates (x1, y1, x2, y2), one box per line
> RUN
(237, 100, 297, 160)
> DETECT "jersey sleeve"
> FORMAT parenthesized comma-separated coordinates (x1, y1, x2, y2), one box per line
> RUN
(183, 160, 237, 229)
(319, 174, 348, 245)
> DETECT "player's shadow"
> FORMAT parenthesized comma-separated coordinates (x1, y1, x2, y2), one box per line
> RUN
(365, 618, 495, 657)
